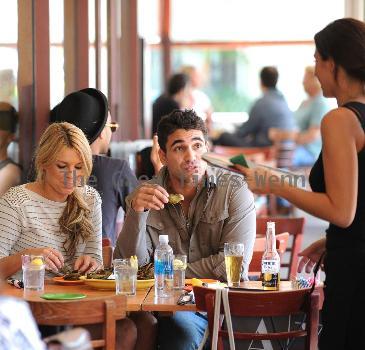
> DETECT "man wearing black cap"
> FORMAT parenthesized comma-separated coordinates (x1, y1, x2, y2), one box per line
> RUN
(51, 88, 138, 245)
(0, 102, 21, 196)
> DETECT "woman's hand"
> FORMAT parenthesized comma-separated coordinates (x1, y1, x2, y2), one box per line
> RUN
(297, 238, 326, 273)
(74, 255, 100, 274)
(234, 164, 281, 194)
(26, 247, 64, 272)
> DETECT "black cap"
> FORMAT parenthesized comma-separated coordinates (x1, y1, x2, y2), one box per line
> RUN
(50, 88, 108, 144)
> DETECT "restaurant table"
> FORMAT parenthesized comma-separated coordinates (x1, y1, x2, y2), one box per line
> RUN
(142, 289, 196, 313)
(142, 281, 323, 313)
(2, 280, 323, 313)
(2, 280, 150, 312)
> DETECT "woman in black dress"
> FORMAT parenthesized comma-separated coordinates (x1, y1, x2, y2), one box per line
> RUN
(236, 18, 365, 349)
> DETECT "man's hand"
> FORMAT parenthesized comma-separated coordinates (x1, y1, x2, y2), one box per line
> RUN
(74, 255, 100, 274)
(150, 135, 163, 175)
(131, 183, 169, 212)
(297, 238, 326, 273)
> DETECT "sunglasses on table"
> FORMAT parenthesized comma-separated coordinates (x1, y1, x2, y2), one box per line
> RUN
(105, 122, 119, 132)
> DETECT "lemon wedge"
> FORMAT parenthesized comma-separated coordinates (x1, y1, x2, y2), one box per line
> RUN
(130, 255, 138, 270)
(191, 278, 203, 287)
(173, 259, 185, 270)
(31, 258, 44, 266)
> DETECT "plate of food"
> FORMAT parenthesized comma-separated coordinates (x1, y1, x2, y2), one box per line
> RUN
(83, 278, 155, 290)
(84, 262, 155, 290)
(52, 258, 156, 290)
(53, 276, 86, 285)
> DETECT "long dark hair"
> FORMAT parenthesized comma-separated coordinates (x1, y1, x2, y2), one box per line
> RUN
(314, 18, 365, 82)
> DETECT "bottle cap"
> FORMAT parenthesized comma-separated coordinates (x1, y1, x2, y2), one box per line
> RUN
(159, 235, 169, 244)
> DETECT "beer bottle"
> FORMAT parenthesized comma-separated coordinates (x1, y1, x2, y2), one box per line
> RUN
(261, 221, 280, 290)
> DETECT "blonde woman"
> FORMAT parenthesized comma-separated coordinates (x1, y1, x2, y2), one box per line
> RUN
(0, 122, 102, 278)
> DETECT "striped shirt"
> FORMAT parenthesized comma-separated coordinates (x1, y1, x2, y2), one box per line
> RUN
(0, 184, 102, 279)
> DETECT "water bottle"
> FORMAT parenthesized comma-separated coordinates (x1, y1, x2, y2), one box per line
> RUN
(154, 235, 174, 298)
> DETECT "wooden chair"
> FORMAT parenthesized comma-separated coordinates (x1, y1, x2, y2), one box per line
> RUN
(194, 286, 320, 350)
(257, 217, 305, 280)
(28, 295, 127, 350)
(102, 238, 112, 247)
(249, 232, 290, 275)
(102, 237, 114, 268)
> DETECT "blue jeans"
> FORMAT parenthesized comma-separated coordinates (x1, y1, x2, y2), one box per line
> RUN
(157, 312, 208, 350)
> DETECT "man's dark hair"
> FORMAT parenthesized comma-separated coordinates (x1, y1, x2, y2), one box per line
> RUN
(167, 73, 190, 96)
(157, 109, 208, 152)
(260, 66, 278, 88)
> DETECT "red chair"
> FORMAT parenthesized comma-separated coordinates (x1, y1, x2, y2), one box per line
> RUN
(212, 145, 276, 162)
(102, 237, 113, 268)
(193, 286, 320, 350)
(102, 237, 112, 247)
(257, 217, 305, 280)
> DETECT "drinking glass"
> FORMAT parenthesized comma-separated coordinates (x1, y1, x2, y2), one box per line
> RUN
(21, 255, 45, 291)
(173, 254, 187, 290)
(114, 259, 137, 296)
(224, 242, 244, 287)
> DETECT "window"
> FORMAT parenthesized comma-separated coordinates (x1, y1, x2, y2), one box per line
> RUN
(88, 0, 108, 98)
(171, 44, 316, 112)
(170, 0, 345, 41)
(144, 0, 345, 115)
(49, 0, 64, 108)
(0, 0, 18, 108)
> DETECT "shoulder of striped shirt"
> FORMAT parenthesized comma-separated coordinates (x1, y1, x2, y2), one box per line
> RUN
(2, 185, 31, 208)
(1, 185, 101, 208)
(84, 185, 101, 205)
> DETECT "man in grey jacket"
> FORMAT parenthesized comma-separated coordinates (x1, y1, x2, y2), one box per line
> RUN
(114, 109, 255, 350)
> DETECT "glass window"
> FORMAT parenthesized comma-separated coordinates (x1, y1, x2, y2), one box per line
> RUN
(49, 0, 64, 108)
(171, 45, 316, 113)
(143, 46, 163, 134)
(0, 0, 18, 43)
(89, 0, 96, 88)
(171, 0, 345, 41)
(138, 0, 160, 44)
(0, 0, 18, 108)
(100, 0, 108, 98)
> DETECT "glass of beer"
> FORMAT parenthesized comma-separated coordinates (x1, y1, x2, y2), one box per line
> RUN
(224, 242, 244, 287)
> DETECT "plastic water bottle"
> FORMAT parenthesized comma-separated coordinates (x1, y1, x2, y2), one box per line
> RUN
(154, 235, 174, 298)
